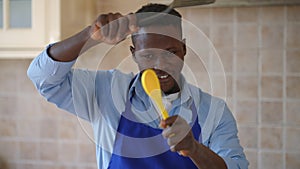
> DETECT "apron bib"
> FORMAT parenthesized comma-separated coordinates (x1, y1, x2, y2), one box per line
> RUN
(108, 99, 201, 169)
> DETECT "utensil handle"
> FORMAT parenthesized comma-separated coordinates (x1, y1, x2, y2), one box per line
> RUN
(161, 109, 169, 120)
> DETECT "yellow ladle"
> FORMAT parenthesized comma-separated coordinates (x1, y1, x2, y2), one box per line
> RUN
(141, 69, 188, 156)
(141, 69, 169, 120)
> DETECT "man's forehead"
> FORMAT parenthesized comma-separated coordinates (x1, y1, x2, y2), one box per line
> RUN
(135, 25, 182, 40)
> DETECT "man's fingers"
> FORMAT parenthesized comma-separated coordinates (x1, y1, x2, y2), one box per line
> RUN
(161, 115, 195, 155)
(91, 13, 138, 44)
(164, 128, 189, 146)
(117, 15, 130, 41)
(170, 143, 188, 153)
(90, 21, 101, 40)
(162, 121, 185, 138)
(162, 126, 177, 139)
(127, 14, 139, 32)
(98, 14, 109, 38)
(108, 13, 121, 41)
(161, 115, 181, 127)
(167, 133, 183, 147)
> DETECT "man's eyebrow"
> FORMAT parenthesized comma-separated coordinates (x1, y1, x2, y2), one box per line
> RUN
(166, 47, 179, 51)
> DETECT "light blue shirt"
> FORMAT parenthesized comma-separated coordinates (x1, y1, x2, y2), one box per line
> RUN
(27, 45, 249, 169)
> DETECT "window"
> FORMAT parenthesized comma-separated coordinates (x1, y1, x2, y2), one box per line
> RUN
(0, 0, 60, 58)
(0, 0, 45, 48)
(0, 0, 32, 28)
(9, 0, 32, 28)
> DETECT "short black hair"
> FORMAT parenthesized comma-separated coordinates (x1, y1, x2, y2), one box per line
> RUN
(135, 3, 182, 28)
(132, 3, 183, 45)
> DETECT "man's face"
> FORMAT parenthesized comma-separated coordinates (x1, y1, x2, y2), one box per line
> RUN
(131, 25, 186, 94)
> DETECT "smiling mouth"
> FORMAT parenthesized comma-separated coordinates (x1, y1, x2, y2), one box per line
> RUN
(151, 69, 172, 82)
(155, 71, 172, 83)
(158, 74, 169, 79)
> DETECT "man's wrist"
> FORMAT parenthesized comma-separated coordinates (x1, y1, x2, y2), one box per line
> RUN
(187, 140, 205, 159)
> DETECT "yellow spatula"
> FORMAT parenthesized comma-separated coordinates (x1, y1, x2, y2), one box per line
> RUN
(141, 69, 169, 120)
(142, 69, 188, 155)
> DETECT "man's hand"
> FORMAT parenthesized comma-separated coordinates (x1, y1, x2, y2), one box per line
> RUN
(48, 12, 139, 61)
(160, 115, 198, 157)
(90, 13, 139, 44)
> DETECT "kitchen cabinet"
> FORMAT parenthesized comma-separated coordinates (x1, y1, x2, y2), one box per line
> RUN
(0, 0, 60, 58)
(0, 0, 96, 59)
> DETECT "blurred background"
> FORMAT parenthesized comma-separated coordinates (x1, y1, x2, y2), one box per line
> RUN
(0, 0, 300, 169)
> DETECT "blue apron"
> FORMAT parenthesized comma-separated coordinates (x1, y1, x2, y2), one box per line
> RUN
(108, 98, 201, 169)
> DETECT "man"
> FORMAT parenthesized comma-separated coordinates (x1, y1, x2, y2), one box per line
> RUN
(28, 3, 248, 169)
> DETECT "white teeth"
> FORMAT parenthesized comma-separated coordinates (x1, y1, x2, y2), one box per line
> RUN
(159, 75, 168, 79)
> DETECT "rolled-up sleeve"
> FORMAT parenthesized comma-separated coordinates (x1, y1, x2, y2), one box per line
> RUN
(208, 104, 249, 169)
(27, 45, 77, 114)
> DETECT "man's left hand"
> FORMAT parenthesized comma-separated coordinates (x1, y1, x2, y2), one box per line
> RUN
(160, 115, 198, 157)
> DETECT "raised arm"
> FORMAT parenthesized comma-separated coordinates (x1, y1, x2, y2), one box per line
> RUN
(27, 13, 138, 121)
(48, 13, 138, 62)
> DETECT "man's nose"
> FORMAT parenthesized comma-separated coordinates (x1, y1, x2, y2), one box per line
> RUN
(153, 55, 168, 71)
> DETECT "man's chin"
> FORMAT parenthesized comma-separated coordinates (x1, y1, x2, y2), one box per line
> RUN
(162, 86, 180, 95)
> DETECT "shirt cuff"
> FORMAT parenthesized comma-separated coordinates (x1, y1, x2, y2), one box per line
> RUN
(39, 44, 76, 80)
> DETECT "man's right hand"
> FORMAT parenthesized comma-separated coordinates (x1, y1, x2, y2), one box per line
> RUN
(48, 13, 138, 62)
(48, 12, 138, 62)
(89, 13, 139, 44)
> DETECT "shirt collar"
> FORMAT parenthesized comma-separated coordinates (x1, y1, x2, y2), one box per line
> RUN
(128, 73, 146, 100)
(173, 74, 193, 107)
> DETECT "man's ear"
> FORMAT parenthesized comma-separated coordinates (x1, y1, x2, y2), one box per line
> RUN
(182, 39, 187, 56)
(130, 46, 137, 63)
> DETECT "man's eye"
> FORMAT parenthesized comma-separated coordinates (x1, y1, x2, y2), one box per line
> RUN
(167, 51, 176, 56)
(142, 54, 153, 59)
